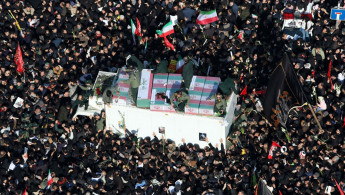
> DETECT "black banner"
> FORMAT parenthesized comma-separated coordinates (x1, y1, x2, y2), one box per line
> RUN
(263, 53, 305, 127)
(255, 179, 273, 195)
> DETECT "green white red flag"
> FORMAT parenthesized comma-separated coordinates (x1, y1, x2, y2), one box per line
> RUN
(47, 169, 53, 187)
(176, 55, 184, 73)
(156, 21, 174, 37)
(131, 19, 136, 45)
(196, 10, 218, 25)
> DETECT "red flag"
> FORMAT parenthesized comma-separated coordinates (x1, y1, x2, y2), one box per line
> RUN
(283, 12, 294, 20)
(254, 90, 266, 95)
(279, 190, 283, 195)
(312, 70, 315, 78)
(47, 169, 53, 186)
(58, 177, 67, 185)
(135, 17, 143, 37)
(334, 178, 345, 195)
(23, 186, 27, 195)
(163, 36, 175, 51)
(327, 60, 332, 78)
(327, 60, 334, 90)
(14, 41, 24, 73)
(268, 141, 281, 159)
(238, 31, 244, 40)
(96, 88, 102, 95)
(240, 86, 248, 96)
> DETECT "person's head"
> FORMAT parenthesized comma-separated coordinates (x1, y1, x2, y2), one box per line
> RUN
(106, 90, 112, 97)
(183, 57, 189, 63)
(229, 0, 234, 6)
(85, 80, 92, 86)
(216, 93, 222, 99)
(155, 57, 161, 64)
(175, 91, 182, 98)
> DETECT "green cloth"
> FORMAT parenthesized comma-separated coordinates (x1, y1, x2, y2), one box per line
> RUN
(218, 77, 237, 96)
(127, 56, 144, 72)
(182, 61, 193, 89)
(153, 60, 169, 74)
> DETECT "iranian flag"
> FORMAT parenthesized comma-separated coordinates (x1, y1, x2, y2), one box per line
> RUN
(196, 10, 218, 25)
(176, 55, 184, 73)
(47, 169, 53, 187)
(131, 19, 136, 45)
(234, 25, 239, 33)
(156, 21, 174, 37)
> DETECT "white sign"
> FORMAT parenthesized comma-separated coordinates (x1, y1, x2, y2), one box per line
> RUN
(13, 97, 24, 108)
(137, 69, 152, 100)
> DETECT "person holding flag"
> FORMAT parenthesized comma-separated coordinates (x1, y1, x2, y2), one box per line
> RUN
(156, 21, 175, 51)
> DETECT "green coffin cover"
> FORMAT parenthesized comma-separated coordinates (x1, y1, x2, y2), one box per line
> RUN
(137, 99, 151, 107)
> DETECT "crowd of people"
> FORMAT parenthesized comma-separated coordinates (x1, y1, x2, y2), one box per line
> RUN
(1, 0, 345, 194)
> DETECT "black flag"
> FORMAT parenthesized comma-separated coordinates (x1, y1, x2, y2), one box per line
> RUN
(255, 179, 273, 195)
(263, 53, 305, 127)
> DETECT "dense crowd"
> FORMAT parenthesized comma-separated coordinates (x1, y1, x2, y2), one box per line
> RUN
(1, 0, 345, 194)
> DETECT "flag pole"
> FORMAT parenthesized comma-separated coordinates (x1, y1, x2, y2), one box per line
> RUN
(198, 25, 207, 45)
(307, 103, 323, 130)
(176, 23, 187, 41)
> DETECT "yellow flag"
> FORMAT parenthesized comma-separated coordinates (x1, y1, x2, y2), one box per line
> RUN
(9, 10, 22, 31)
